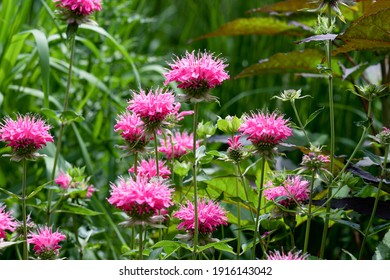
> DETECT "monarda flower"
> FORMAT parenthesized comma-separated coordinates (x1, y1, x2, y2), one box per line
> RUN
(53, 0, 102, 24)
(128, 88, 178, 133)
(55, 167, 95, 199)
(376, 127, 390, 146)
(227, 135, 246, 162)
(239, 112, 292, 156)
(114, 111, 149, 154)
(264, 176, 310, 207)
(173, 199, 228, 236)
(128, 158, 171, 180)
(164, 50, 229, 102)
(301, 151, 330, 172)
(108, 176, 173, 225)
(0, 206, 17, 239)
(0, 114, 54, 161)
(266, 249, 308, 260)
(158, 131, 199, 160)
(28, 226, 66, 260)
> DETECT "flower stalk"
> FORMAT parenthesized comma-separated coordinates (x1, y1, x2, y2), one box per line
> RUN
(22, 159, 28, 260)
(192, 102, 199, 258)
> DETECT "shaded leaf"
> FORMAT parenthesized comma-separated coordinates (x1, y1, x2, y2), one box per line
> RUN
(304, 107, 324, 128)
(56, 203, 102, 216)
(373, 229, 390, 260)
(334, 8, 390, 55)
(0, 187, 21, 200)
(192, 17, 305, 42)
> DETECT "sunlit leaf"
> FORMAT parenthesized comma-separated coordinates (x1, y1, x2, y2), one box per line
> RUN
(248, 0, 318, 14)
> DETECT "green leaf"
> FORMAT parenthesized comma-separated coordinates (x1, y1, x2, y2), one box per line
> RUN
(193, 17, 305, 41)
(373, 229, 390, 260)
(27, 182, 51, 199)
(56, 203, 102, 216)
(60, 110, 84, 123)
(0, 240, 24, 250)
(304, 107, 324, 128)
(334, 8, 390, 55)
(197, 238, 235, 254)
(249, 0, 318, 14)
(41, 108, 60, 121)
(173, 160, 191, 177)
(0, 187, 21, 200)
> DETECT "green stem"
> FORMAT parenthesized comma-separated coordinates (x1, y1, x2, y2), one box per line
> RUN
(320, 6, 335, 259)
(134, 152, 138, 176)
(138, 225, 143, 260)
(153, 130, 160, 177)
(22, 159, 28, 260)
(47, 31, 77, 224)
(237, 162, 255, 223)
(291, 100, 311, 146)
(192, 102, 199, 259)
(303, 172, 316, 253)
(235, 164, 241, 259)
(359, 145, 389, 259)
(252, 158, 266, 259)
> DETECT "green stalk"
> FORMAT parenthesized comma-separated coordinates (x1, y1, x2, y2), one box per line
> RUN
(138, 225, 143, 260)
(47, 31, 77, 224)
(319, 5, 335, 259)
(303, 172, 316, 253)
(359, 145, 389, 259)
(192, 102, 199, 259)
(252, 158, 266, 259)
(291, 100, 311, 146)
(153, 130, 160, 177)
(237, 162, 255, 223)
(22, 159, 28, 260)
(234, 164, 241, 259)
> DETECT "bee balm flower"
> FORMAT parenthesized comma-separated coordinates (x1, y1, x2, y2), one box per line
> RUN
(128, 158, 171, 180)
(0, 206, 17, 239)
(266, 249, 308, 260)
(53, 0, 102, 24)
(158, 131, 199, 160)
(28, 226, 66, 260)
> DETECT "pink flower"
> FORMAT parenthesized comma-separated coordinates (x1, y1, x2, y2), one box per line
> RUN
(301, 152, 330, 171)
(114, 111, 148, 152)
(55, 171, 72, 189)
(227, 135, 245, 162)
(164, 51, 229, 100)
(128, 88, 177, 131)
(0, 206, 17, 239)
(0, 114, 53, 161)
(129, 158, 171, 180)
(239, 112, 292, 152)
(264, 176, 310, 207)
(28, 226, 66, 259)
(86, 185, 95, 198)
(108, 177, 173, 221)
(159, 131, 199, 160)
(53, 0, 102, 16)
(173, 199, 228, 235)
(266, 249, 308, 260)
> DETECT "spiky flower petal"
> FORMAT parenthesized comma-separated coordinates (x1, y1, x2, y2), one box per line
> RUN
(0, 206, 17, 239)
(128, 158, 171, 180)
(28, 226, 66, 260)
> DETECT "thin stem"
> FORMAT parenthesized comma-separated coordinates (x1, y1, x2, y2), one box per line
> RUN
(138, 225, 143, 260)
(320, 5, 335, 259)
(153, 130, 160, 177)
(252, 158, 266, 259)
(237, 162, 255, 223)
(291, 100, 311, 146)
(47, 32, 77, 224)
(133, 152, 138, 176)
(359, 145, 389, 259)
(234, 164, 241, 259)
(22, 159, 28, 260)
(303, 172, 316, 253)
(192, 102, 199, 259)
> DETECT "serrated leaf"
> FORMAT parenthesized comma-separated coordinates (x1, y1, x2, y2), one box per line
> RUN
(192, 17, 305, 42)
(56, 203, 102, 216)
(334, 8, 390, 55)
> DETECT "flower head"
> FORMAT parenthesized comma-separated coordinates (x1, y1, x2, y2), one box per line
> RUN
(227, 135, 246, 162)
(173, 199, 228, 235)
(114, 111, 149, 153)
(158, 131, 199, 160)
(28, 226, 66, 260)
(108, 177, 173, 223)
(376, 127, 390, 146)
(55, 171, 72, 189)
(0, 114, 53, 161)
(164, 50, 229, 101)
(128, 158, 171, 180)
(239, 112, 292, 155)
(264, 176, 310, 207)
(301, 151, 330, 171)
(128, 88, 177, 132)
(55, 167, 95, 199)
(0, 206, 17, 239)
(266, 249, 308, 260)
(53, 0, 102, 24)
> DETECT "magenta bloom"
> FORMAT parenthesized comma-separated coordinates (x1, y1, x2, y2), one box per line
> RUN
(239, 112, 292, 153)
(28, 226, 66, 259)
(266, 249, 308, 260)
(227, 135, 246, 162)
(128, 158, 171, 180)
(0, 206, 17, 239)
(55, 171, 72, 189)
(108, 177, 173, 222)
(264, 176, 310, 207)
(55, 168, 95, 199)
(128, 88, 177, 132)
(54, 0, 102, 16)
(114, 111, 148, 152)
(174, 199, 228, 235)
(0, 114, 53, 161)
(159, 131, 199, 160)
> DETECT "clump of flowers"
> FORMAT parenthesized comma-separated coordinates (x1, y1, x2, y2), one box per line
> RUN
(300, 150, 330, 172)
(114, 111, 149, 154)
(53, 0, 102, 24)
(264, 176, 310, 207)
(128, 88, 178, 132)
(239, 112, 292, 156)
(159, 131, 199, 160)
(0, 114, 54, 161)
(266, 249, 308, 260)
(128, 158, 171, 180)
(28, 226, 66, 260)
(174, 199, 228, 241)
(0, 206, 17, 239)
(108, 176, 173, 225)
(226, 135, 246, 162)
(55, 167, 95, 199)
(164, 50, 229, 102)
